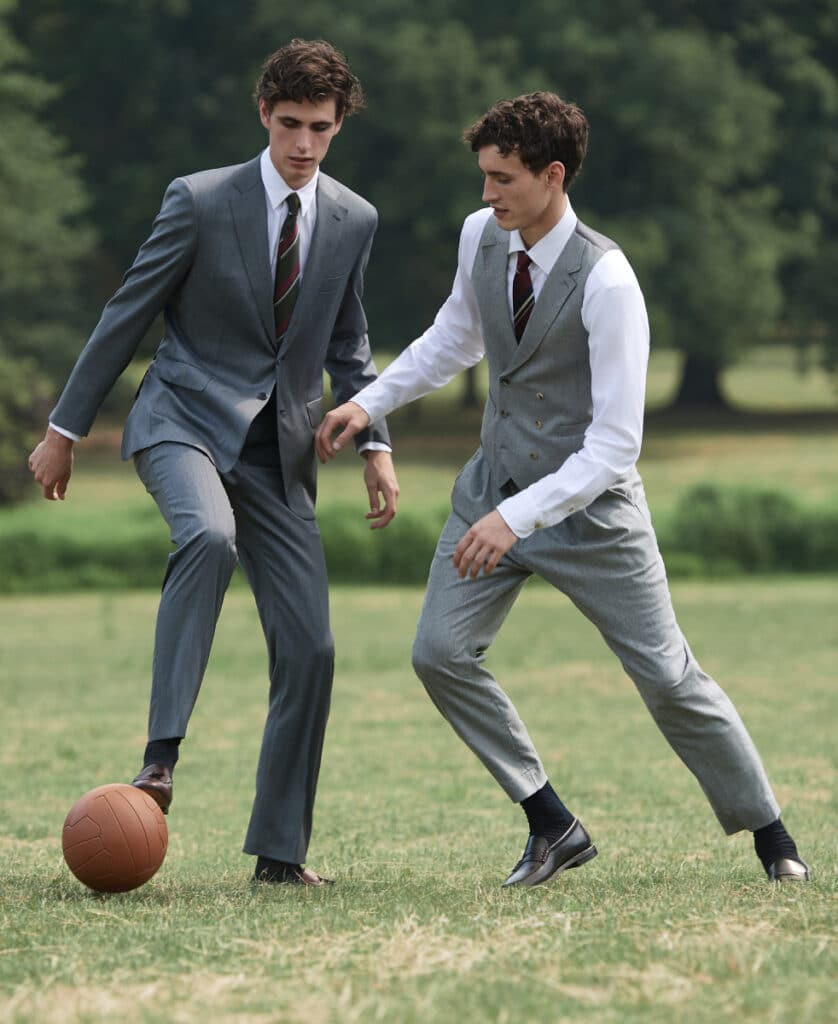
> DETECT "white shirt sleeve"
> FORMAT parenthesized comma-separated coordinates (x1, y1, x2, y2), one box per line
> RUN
(49, 422, 83, 443)
(496, 249, 650, 538)
(352, 211, 490, 423)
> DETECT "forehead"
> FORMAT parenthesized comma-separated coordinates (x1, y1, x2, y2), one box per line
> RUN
(269, 96, 339, 124)
(477, 145, 528, 176)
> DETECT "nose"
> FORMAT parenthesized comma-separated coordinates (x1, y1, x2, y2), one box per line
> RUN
(296, 131, 313, 153)
(482, 177, 497, 204)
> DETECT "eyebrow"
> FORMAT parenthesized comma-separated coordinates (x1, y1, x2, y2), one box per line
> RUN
(279, 116, 334, 129)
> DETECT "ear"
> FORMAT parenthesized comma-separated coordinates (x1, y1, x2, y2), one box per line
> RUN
(258, 99, 271, 131)
(546, 160, 566, 191)
(333, 114, 344, 136)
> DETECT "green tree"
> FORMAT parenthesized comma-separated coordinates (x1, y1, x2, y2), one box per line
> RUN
(0, 0, 94, 503)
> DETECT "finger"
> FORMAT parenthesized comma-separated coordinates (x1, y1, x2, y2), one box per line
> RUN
(450, 536, 477, 577)
(452, 534, 470, 570)
(365, 479, 382, 515)
(470, 546, 489, 579)
(364, 497, 395, 532)
(331, 423, 358, 452)
(56, 477, 68, 500)
(315, 420, 336, 462)
(42, 482, 57, 500)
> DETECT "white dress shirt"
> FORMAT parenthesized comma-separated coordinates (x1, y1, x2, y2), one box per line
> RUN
(352, 201, 650, 538)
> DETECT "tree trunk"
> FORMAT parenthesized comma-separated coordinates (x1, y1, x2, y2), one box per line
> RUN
(673, 352, 730, 409)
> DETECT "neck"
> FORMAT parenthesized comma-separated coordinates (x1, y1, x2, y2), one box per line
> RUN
(520, 192, 568, 249)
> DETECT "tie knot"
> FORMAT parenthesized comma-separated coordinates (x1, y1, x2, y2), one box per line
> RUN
(286, 192, 301, 216)
(516, 251, 532, 273)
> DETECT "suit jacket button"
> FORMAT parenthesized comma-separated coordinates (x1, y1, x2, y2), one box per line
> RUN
(534, 419, 543, 428)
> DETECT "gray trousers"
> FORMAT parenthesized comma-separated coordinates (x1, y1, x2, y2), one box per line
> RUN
(412, 483, 780, 835)
(135, 442, 333, 863)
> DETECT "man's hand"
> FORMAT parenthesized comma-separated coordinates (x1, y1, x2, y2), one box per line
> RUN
(315, 401, 371, 462)
(362, 450, 399, 529)
(28, 428, 75, 501)
(453, 510, 518, 578)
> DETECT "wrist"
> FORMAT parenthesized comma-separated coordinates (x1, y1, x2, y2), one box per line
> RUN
(47, 426, 75, 448)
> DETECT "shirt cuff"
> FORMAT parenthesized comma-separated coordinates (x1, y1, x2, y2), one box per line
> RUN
(49, 422, 83, 443)
(359, 441, 392, 455)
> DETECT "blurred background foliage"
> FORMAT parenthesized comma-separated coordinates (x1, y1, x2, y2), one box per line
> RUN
(1, 0, 837, 505)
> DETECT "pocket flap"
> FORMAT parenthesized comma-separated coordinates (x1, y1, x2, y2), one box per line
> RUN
(152, 356, 211, 391)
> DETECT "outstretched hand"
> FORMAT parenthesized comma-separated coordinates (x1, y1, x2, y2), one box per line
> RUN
(28, 428, 74, 501)
(315, 401, 371, 462)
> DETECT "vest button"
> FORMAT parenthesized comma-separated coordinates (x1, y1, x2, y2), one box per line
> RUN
(530, 452, 538, 460)
(536, 392, 544, 400)
(257, 392, 268, 400)
(500, 409, 509, 418)
(500, 377, 510, 386)
(534, 419, 543, 428)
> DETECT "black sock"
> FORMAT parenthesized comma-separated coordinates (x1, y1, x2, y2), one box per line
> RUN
(753, 817, 800, 873)
(521, 781, 576, 844)
(254, 856, 299, 881)
(143, 737, 181, 772)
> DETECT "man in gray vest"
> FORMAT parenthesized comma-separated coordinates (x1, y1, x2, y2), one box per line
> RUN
(315, 92, 808, 886)
(28, 40, 397, 886)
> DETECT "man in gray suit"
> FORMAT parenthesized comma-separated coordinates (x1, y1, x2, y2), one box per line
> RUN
(28, 39, 397, 886)
(316, 92, 809, 886)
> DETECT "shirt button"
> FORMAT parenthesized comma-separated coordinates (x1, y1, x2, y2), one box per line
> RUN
(536, 392, 544, 400)
(534, 419, 543, 428)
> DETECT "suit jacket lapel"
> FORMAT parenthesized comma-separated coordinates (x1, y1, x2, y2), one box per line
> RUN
(280, 176, 347, 353)
(230, 158, 275, 344)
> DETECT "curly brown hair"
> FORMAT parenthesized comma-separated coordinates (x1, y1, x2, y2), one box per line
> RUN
(464, 92, 588, 189)
(254, 39, 365, 120)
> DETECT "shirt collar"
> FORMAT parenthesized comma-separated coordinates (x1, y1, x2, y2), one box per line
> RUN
(260, 147, 318, 216)
(508, 198, 578, 275)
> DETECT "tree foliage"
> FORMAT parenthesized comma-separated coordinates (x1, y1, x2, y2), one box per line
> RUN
(8, 0, 838, 415)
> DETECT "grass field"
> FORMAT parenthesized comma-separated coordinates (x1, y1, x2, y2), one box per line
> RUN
(1, 580, 835, 1023)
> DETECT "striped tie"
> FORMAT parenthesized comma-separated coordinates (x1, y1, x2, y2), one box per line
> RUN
(512, 251, 534, 342)
(273, 192, 301, 341)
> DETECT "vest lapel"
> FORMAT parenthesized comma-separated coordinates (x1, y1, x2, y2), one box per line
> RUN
(504, 232, 584, 373)
(474, 227, 518, 364)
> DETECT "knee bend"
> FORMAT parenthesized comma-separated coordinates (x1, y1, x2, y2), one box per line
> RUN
(189, 520, 237, 569)
(411, 628, 459, 684)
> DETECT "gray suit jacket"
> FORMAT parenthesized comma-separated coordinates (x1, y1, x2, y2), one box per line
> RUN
(52, 155, 389, 518)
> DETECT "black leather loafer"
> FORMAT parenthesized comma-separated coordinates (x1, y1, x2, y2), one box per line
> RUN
(503, 819, 597, 887)
(252, 860, 334, 886)
(131, 763, 173, 814)
(767, 857, 810, 882)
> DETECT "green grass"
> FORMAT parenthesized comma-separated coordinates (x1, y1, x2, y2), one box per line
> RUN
(1, 580, 835, 1023)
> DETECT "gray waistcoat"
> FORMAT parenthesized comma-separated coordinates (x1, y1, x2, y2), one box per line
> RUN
(471, 215, 618, 490)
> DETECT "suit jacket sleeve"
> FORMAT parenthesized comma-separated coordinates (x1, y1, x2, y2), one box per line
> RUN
(323, 212, 390, 450)
(51, 178, 198, 437)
